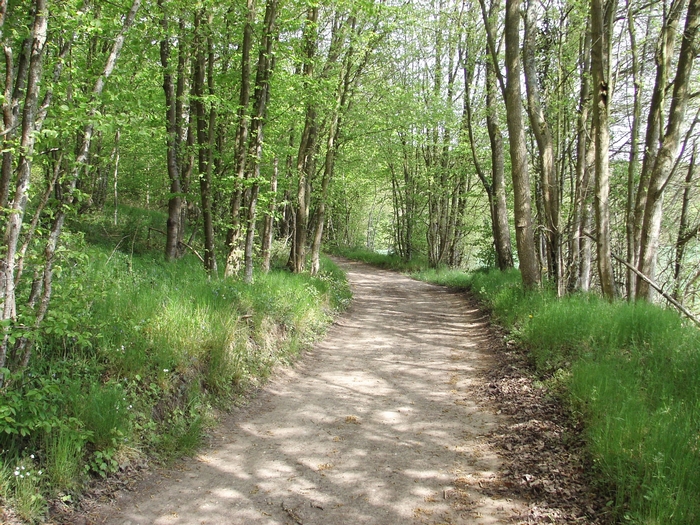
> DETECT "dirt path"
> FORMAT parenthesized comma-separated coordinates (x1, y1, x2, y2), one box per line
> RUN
(93, 259, 529, 525)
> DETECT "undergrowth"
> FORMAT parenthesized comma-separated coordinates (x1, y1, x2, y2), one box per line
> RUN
(0, 206, 351, 523)
(340, 249, 700, 524)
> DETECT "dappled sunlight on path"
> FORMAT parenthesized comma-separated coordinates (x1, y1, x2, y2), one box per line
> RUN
(96, 259, 525, 525)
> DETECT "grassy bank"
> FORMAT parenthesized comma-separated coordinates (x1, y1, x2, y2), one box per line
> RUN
(336, 248, 699, 524)
(0, 210, 351, 523)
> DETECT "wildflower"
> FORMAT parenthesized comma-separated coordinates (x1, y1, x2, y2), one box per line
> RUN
(30, 454, 34, 459)
(163, 369, 169, 373)
(38, 470, 42, 475)
(14, 471, 19, 476)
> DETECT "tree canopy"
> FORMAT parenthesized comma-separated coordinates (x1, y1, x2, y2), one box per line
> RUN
(3, 0, 700, 377)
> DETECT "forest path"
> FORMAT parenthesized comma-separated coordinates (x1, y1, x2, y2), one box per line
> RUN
(94, 259, 527, 525)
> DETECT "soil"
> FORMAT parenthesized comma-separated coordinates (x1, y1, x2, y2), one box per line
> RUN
(64, 258, 605, 525)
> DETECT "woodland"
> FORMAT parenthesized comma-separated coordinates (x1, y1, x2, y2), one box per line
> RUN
(1, 0, 700, 522)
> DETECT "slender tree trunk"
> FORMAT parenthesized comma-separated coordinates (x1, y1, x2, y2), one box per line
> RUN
(504, 0, 540, 288)
(0, 1, 47, 352)
(193, 10, 216, 274)
(477, 0, 513, 270)
(486, 55, 513, 270)
(224, 0, 256, 277)
(1, 35, 32, 209)
(591, 0, 616, 298)
(624, 5, 650, 299)
(243, 0, 278, 283)
(570, 26, 592, 290)
(673, 147, 696, 300)
(632, 0, 686, 277)
(310, 15, 364, 275)
(524, 0, 560, 292)
(261, 157, 278, 273)
(160, 2, 184, 262)
(112, 129, 120, 225)
(637, 0, 700, 300)
(289, 6, 319, 273)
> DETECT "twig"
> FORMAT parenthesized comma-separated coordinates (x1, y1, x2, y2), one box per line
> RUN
(147, 227, 205, 264)
(584, 231, 700, 327)
(280, 501, 303, 524)
(106, 235, 130, 264)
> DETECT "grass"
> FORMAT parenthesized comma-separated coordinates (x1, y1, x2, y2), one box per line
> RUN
(0, 207, 351, 523)
(426, 268, 700, 524)
(340, 249, 700, 525)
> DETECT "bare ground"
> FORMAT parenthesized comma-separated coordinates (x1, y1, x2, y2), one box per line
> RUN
(70, 259, 604, 525)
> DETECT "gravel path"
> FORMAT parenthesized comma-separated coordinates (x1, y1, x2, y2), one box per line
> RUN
(94, 259, 527, 525)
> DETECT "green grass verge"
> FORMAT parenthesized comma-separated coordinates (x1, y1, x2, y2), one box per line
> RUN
(0, 210, 351, 524)
(339, 249, 700, 524)
(418, 267, 700, 525)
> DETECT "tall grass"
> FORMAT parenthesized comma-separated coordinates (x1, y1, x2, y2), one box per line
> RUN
(416, 267, 700, 524)
(0, 209, 351, 523)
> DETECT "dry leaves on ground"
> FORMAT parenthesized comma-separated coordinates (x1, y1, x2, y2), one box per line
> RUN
(468, 313, 612, 525)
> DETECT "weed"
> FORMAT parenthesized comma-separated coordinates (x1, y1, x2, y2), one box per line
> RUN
(9, 456, 47, 524)
(43, 427, 85, 492)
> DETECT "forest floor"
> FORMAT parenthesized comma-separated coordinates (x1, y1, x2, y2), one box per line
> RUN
(68, 259, 606, 525)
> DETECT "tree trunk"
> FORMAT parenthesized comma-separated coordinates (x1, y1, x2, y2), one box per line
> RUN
(591, 0, 616, 298)
(1, 33, 33, 210)
(569, 25, 592, 290)
(261, 157, 278, 273)
(224, 0, 256, 277)
(160, 1, 184, 262)
(524, 0, 560, 292)
(486, 52, 513, 270)
(504, 0, 540, 288)
(632, 0, 686, 281)
(288, 6, 319, 273)
(243, 0, 279, 283)
(193, 10, 216, 274)
(673, 146, 697, 300)
(625, 0, 648, 301)
(0, 1, 48, 357)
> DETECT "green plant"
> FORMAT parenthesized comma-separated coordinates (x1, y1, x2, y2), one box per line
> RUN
(87, 448, 119, 478)
(10, 455, 47, 524)
(43, 427, 85, 492)
(77, 382, 131, 450)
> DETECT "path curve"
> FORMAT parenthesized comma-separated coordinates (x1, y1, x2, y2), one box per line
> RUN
(96, 259, 525, 525)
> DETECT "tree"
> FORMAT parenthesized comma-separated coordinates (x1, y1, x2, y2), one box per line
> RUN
(591, 0, 617, 298)
(636, 0, 700, 299)
(504, 0, 540, 288)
